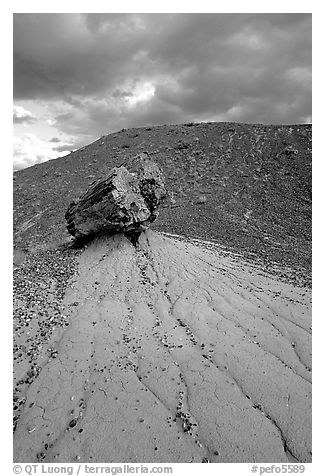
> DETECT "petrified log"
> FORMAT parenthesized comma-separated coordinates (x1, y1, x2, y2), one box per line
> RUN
(65, 153, 167, 242)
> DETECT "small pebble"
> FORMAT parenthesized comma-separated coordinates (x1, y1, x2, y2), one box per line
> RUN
(69, 419, 78, 428)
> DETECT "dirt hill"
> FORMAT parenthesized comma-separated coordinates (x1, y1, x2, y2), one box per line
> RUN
(13, 121, 312, 279)
(13, 121, 312, 463)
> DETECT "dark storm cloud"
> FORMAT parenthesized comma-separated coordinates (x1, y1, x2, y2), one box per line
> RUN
(13, 114, 36, 125)
(112, 89, 134, 99)
(13, 13, 312, 136)
(51, 144, 74, 153)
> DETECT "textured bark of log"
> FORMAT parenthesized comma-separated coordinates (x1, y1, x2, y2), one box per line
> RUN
(65, 153, 167, 241)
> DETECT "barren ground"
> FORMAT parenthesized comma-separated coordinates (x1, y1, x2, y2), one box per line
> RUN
(13, 231, 311, 463)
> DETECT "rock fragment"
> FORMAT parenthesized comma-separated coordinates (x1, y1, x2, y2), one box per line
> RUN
(65, 153, 167, 242)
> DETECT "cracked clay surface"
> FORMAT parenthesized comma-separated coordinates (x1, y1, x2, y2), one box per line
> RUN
(13, 231, 311, 463)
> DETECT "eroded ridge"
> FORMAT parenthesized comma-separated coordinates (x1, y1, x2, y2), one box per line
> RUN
(14, 231, 311, 463)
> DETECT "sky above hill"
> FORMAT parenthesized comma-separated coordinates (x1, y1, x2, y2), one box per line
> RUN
(13, 13, 312, 170)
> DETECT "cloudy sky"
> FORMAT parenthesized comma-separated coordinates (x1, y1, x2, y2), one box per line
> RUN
(13, 13, 312, 170)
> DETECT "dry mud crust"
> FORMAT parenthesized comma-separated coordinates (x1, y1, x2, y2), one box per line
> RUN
(13, 231, 311, 463)
(13, 245, 80, 432)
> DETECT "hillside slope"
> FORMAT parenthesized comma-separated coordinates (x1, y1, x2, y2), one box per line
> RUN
(13, 232, 311, 463)
(13, 122, 312, 278)
(13, 122, 312, 463)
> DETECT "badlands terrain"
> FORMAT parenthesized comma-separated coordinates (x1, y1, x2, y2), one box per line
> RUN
(13, 122, 312, 463)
